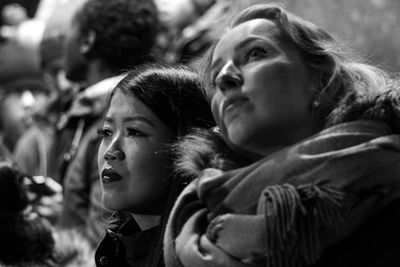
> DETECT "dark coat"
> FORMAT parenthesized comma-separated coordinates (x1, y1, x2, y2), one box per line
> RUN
(95, 213, 164, 267)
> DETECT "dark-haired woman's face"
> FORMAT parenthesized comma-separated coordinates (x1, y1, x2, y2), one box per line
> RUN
(98, 91, 174, 214)
(209, 19, 316, 156)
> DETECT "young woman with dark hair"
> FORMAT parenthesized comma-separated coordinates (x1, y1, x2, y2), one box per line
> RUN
(95, 63, 215, 267)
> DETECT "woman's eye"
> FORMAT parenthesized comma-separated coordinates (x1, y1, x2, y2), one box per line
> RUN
(247, 47, 268, 62)
(97, 128, 112, 138)
(127, 127, 146, 137)
(208, 71, 221, 96)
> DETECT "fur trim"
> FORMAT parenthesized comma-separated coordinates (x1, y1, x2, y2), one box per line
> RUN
(172, 128, 249, 181)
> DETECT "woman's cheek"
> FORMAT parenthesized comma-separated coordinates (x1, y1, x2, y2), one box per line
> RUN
(211, 94, 223, 128)
(97, 142, 106, 173)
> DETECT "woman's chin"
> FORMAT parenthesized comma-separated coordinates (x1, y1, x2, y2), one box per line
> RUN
(226, 126, 252, 150)
(102, 194, 121, 211)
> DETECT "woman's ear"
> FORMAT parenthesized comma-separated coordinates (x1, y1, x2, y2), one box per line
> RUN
(311, 68, 324, 91)
(79, 29, 96, 55)
(308, 69, 324, 108)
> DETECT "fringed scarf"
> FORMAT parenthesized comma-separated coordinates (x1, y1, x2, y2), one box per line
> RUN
(164, 120, 400, 267)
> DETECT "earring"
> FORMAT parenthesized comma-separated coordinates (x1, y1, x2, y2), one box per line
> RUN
(312, 98, 320, 109)
(310, 90, 321, 109)
(212, 126, 222, 136)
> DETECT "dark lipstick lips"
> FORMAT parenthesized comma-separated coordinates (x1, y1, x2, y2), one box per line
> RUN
(101, 168, 123, 184)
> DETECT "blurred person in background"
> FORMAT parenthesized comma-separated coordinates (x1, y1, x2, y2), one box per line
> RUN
(156, 0, 268, 69)
(58, 0, 160, 248)
(13, 0, 84, 181)
(0, 37, 66, 225)
(0, 160, 94, 267)
(154, 0, 215, 64)
(0, 41, 51, 155)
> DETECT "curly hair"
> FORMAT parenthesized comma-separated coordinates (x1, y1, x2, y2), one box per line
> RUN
(202, 3, 400, 132)
(74, 0, 159, 72)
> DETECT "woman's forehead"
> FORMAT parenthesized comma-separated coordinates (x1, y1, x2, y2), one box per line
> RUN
(212, 19, 282, 59)
(109, 92, 148, 116)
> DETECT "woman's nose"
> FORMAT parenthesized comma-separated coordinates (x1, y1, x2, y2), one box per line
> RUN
(104, 148, 126, 161)
(215, 61, 243, 93)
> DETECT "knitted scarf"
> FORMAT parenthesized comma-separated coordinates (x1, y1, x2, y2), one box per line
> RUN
(164, 120, 400, 267)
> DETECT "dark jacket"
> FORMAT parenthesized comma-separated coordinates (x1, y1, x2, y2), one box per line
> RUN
(95, 213, 164, 267)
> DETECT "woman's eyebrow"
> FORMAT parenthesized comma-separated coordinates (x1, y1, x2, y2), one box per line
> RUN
(234, 35, 271, 52)
(123, 116, 155, 127)
(210, 57, 223, 72)
(210, 36, 274, 74)
(104, 117, 113, 123)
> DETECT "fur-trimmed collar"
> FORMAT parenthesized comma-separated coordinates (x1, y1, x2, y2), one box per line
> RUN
(172, 128, 250, 182)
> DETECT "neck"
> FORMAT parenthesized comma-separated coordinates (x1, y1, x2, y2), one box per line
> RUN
(130, 213, 161, 231)
(247, 122, 323, 159)
(85, 60, 115, 87)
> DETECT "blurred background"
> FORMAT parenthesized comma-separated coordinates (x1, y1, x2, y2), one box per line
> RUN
(279, 0, 400, 72)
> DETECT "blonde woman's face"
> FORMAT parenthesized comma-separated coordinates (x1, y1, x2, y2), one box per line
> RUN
(97, 91, 174, 214)
(209, 19, 316, 156)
